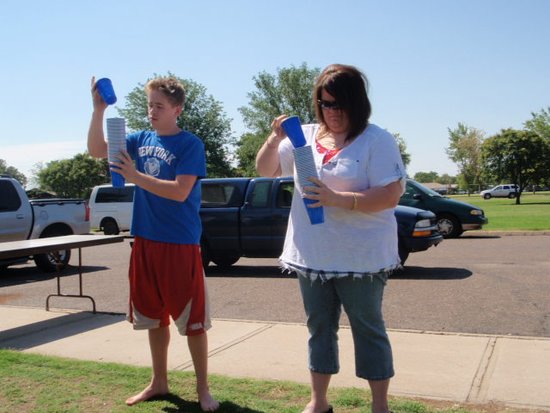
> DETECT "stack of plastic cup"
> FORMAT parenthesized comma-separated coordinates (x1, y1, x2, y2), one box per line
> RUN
(106, 117, 126, 187)
(96, 78, 117, 105)
(281, 116, 324, 225)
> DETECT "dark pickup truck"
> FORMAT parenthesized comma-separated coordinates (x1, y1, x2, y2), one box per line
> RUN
(199, 177, 443, 268)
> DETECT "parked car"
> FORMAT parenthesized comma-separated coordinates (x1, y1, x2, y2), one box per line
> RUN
(200, 177, 443, 267)
(480, 184, 518, 199)
(89, 184, 135, 235)
(398, 179, 488, 238)
(0, 175, 90, 272)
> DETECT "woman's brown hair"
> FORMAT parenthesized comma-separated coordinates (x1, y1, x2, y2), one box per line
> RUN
(313, 64, 371, 140)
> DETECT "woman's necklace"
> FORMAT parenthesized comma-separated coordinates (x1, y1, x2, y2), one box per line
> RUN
(316, 131, 347, 150)
(316, 131, 348, 164)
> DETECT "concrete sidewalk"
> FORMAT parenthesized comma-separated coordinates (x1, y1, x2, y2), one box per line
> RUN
(1, 305, 549, 411)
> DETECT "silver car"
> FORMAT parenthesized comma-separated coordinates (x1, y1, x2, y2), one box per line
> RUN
(480, 184, 518, 199)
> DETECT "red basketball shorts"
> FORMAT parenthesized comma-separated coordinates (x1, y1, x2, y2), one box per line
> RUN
(127, 236, 211, 336)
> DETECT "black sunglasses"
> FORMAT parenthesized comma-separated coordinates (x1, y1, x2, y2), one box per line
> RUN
(317, 99, 341, 110)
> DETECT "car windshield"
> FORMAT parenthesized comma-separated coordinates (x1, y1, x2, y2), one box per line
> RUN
(425, 188, 443, 197)
(413, 182, 443, 197)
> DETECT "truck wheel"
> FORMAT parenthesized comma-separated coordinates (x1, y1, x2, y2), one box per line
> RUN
(436, 213, 463, 239)
(508, 192, 516, 198)
(483, 193, 491, 199)
(34, 249, 71, 273)
(212, 255, 240, 268)
(102, 219, 120, 235)
(200, 243, 210, 269)
(34, 227, 72, 272)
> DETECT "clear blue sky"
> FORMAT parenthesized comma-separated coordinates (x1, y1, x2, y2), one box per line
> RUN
(1, 0, 549, 186)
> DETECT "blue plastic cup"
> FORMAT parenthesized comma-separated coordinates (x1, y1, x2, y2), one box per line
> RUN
(96, 78, 117, 105)
(303, 197, 324, 224)
(281, 116, 306, 148)
(111, 170, 125, 188)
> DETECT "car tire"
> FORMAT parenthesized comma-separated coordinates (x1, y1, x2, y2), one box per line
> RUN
(200, 242, 210, 269)
(34, 249, 71, 273)
(33, 228, 72, 272)
(508, 193, 516, 198)
(102, 219, 120, 235)
(483, 193, 491, 199)
(436, 213, 463, 238)
(211, 254, 240, 268)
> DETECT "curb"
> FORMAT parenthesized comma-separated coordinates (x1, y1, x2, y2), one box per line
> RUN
(467, 230, 550, 237)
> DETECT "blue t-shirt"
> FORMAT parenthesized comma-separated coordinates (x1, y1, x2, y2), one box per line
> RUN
(126, 130, 207, 244)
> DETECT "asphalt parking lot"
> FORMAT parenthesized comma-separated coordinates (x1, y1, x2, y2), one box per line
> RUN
(1, 233, 549, 337)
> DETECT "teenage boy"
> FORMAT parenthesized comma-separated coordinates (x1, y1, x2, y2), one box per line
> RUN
(87, 76, 219, 411)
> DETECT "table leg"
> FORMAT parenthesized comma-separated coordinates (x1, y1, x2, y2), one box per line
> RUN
(46, 247, 97, 313)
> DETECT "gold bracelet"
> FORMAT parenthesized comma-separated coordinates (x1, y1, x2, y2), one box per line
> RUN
(351, 192, 358, 211)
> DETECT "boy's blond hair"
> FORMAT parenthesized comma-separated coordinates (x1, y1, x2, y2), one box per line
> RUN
(145, 77, 185, 107)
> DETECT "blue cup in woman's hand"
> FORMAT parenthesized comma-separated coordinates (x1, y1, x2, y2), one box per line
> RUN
(282, 116, 306, 148)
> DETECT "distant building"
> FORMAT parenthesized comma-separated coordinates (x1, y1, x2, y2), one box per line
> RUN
(422, 182, 458, 195)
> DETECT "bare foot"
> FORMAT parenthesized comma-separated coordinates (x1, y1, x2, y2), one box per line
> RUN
(125, 382, 169, 406)
(198, 388, 219, 411)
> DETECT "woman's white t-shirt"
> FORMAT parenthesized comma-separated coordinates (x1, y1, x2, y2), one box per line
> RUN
(278, 123, 406, 280)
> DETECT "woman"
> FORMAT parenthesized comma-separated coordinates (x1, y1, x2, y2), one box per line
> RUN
(256, 64, 406, 413)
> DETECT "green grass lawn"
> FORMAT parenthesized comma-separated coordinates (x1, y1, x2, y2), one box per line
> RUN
(449, 192, 550, 231)
(0, 349, 518, 413)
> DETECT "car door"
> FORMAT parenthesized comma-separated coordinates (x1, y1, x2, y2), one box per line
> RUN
(240, 180, 275, 253)
(0, 180, 33, 242)
(271, 180, 293, 250)
(494, 185, 505, 196)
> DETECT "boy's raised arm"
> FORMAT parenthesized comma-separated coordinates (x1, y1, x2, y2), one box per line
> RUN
(87, 76, 108, 158)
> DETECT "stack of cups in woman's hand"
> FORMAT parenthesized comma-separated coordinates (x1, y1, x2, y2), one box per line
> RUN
(281, 116, 324, 225)
(106, 117, 127, 188)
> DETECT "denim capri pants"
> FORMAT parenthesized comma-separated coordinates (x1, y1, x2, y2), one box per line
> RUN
(297, 272, 394, 380)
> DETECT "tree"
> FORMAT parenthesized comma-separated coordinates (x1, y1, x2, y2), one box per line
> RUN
(446, 123, 484, 194)
(524, 107, 550, 140)
(438, 173, 456, 185)
(481, 129, 550, 204)
(240, 63, 320, 134)
(0, 159, 27, 187)
(234, 132, 264, 177)
(413, 171, 439, 182)
(117, 74, 234, 178)
(37, 153, 109, 198)
(392, 132, 411, 169)
(236, 63, 320, 175)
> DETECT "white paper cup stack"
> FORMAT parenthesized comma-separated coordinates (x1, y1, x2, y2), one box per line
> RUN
(106, 117, 126, 187)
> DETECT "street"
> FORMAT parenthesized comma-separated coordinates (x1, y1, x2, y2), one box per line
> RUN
(1, 234, 549, 337)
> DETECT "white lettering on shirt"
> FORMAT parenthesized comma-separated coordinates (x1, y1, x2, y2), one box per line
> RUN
(138, 146, 176, 165)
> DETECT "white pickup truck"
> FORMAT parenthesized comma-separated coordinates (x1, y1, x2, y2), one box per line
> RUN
(0, 175, 91, 272)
